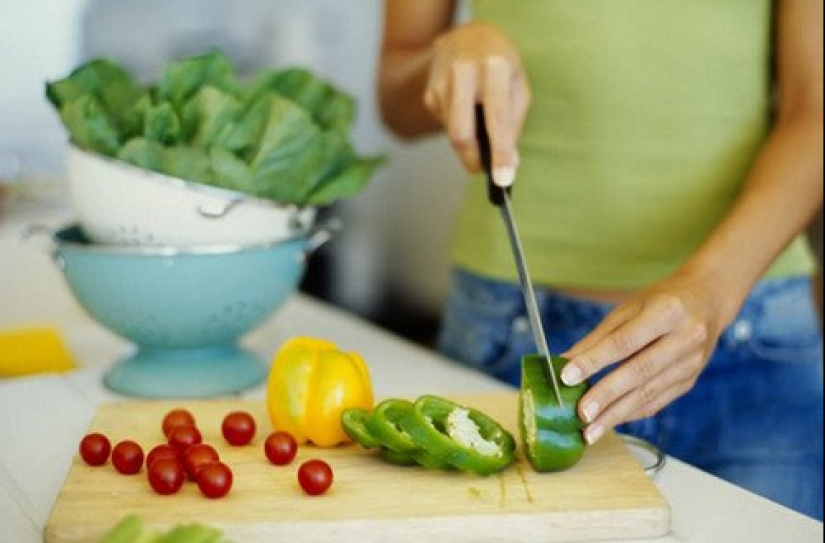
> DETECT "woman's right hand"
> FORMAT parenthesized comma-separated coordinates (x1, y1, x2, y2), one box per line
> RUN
(425, 22, 531, 186)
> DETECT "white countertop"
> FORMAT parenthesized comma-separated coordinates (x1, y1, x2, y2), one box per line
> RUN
(1, 194, 822, 543)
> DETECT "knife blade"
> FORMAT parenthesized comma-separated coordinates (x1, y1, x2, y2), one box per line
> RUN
(475, 105, 564, 407)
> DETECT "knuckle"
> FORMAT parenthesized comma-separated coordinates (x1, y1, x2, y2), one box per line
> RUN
(451, 60, 477, 83)
(633, 356, 658, 382)
(575, 355, 599, 375)
(423, 89, 438, 109)
(482, 54, 510, 72)
(449, 130, 476, 153)
(686, 320, 710, 345)
(608, 332, 637, 357)
(656, 294, 687, 322)
(423, 84, 447, 111)
(637, 383, 659, 412)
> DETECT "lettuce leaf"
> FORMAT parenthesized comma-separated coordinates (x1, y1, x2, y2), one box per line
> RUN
(45, 51, 383, 207)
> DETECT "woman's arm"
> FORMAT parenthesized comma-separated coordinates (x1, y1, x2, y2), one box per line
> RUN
(563, 0, 824, 444)
(378, 0, 529, 185)
(378, 0, 458, 138)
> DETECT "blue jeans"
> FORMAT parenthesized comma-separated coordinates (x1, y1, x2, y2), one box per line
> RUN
(438, 268, 824, 520)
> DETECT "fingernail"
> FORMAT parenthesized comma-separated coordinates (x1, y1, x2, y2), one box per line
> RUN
(585, 424, 604, 445)
(581, 400, 600, 424)
(493, 166, 516, 187)
(562, 364, 583, 386)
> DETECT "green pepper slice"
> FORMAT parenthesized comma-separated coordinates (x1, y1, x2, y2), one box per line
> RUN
(400, 395, 516, 476)
(378, 447, 418, 466)
(520, 355, 590, 472)
(341, 407, 383, 449)
(366, 399, 420, 453)
(367, 399, 453, 470)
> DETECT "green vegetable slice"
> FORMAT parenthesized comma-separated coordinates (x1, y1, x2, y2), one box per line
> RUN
(366, 399, 453, 470)
(341, 407, 383, 449)
(520, 355, 590, 472)
(378, 447, 418, 467)
(400, 395, 516, 476)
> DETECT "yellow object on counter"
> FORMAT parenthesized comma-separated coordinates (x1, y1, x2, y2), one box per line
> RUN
(0, 327, 77, 377)
(266, 337, 374, 447)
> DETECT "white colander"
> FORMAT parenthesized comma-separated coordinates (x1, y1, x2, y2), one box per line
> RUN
(66, 146, 316, 246)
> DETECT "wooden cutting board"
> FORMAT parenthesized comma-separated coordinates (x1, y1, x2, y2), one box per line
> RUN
(45, 394, 670, 543)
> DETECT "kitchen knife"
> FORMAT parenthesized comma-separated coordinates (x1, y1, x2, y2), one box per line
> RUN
(475, 105, 564, 407)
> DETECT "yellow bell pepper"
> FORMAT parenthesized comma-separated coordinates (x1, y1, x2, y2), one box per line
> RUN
(266, 337, 374, 447)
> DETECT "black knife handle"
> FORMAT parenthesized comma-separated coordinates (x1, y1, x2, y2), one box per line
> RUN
(475, 104, 509, 207)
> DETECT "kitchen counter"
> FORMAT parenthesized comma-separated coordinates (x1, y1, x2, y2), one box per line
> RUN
(1, 193, 822, 543)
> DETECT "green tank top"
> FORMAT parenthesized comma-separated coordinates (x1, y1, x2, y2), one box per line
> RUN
(452, 0, 815, 289)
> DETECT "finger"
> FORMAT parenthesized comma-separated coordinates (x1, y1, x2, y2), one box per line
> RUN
(575, 331, 698, 424)
(423, 86, 443, 123)
(511, 71, 532, 136)
(564, 303, 641, 360)
(480, 56, 520, 186)
(446, 62, 482, 173)
(582, 361, 699, 445)
(562, 305, 673, 386)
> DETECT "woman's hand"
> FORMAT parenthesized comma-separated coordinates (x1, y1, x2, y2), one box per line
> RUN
(425, 22, 531, 186)
(560, 270, 732, 445)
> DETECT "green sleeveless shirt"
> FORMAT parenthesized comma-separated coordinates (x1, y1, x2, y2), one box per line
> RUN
(451, 0, 815, 289)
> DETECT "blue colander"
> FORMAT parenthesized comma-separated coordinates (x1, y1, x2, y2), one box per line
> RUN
(47, 224, 332, 398)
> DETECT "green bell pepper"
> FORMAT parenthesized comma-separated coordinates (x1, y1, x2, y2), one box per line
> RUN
(342, 405, 423, 466)
(366, 398, 453, 470)
(519, 354, 590, 472)
(341, 407, 383, 449)
(400, 395, 516, 476)
(377, 446, 418, 466)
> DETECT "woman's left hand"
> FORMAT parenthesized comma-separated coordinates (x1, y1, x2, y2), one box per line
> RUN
(560, 271, 731, 445)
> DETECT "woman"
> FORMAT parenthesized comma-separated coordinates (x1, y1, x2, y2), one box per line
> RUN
(378, 0, 823, 520)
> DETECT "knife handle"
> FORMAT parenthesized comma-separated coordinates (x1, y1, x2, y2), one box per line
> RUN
(475, 104, 509, 207)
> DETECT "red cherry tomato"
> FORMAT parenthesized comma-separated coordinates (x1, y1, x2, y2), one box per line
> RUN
(183, 443, 220, 481)
(196, 461, 233, 499)
(162, 408, 196, 437)
(147, 457, 185, 495)
(111, 440, 144, 475)
(145, 444, 179, 469)
(221, 411, 256, 446)
(168, 425, 202, 455)
(79, 433, 111, 466)
(297, 459, 333, 496)
(264, 431, 298, 466)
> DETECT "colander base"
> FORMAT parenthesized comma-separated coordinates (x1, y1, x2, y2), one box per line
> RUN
(103, 343, 267, 398)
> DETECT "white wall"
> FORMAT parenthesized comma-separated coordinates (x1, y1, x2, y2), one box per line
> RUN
(0, 0, 85, 179)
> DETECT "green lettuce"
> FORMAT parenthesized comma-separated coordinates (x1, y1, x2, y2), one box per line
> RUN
(45, 51, 384, 206)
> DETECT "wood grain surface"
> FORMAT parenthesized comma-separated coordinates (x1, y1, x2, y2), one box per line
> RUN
(45, 394, 670, 542)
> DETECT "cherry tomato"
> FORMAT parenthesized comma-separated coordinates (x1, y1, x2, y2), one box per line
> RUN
(162, 408, 196, 437)
(147, 457, 185, 495)
(221, 411, 256, 446)
(297, 459, 333, 496)
(168, 425, 202, 455)
(79, 433, 111, 466)
(183, 443, 220, 481)
(196, 461, 233, 499)
(111, 440, 144, 475)
(264, 431, 298, 466)
(145, 444, 179, 469)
